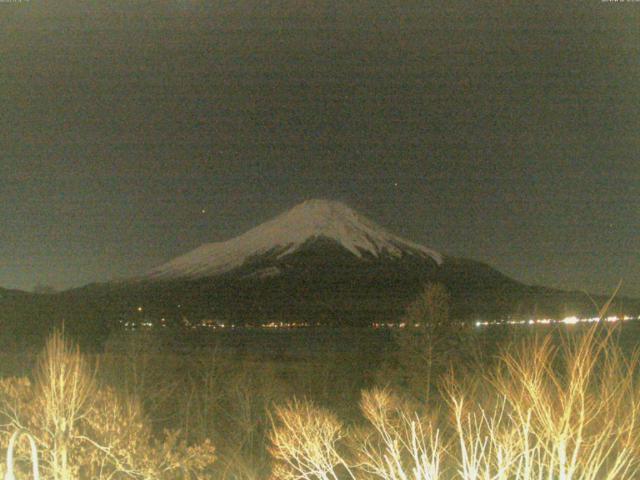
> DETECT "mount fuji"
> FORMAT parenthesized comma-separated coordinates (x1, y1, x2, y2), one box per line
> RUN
(145, 199, 443, 281)
(104, 198, 625, 325)
(4, 199, 635, 338)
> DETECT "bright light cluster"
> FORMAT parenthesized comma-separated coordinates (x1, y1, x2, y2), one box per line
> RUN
(474, 314, 639, 328)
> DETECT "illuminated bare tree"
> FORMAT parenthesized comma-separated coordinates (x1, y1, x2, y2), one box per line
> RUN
(393, 283, 472, 402)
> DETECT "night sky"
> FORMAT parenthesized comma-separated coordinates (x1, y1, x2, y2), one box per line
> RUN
(1, 1, 638, 297)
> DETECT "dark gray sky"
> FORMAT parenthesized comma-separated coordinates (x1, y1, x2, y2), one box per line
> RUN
(1, 0, 639, 296)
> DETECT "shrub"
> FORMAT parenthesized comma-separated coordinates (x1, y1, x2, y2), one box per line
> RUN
(269, 398, 354, 480)
(0, 330, 216, 479)
(269, 324, 640, 480)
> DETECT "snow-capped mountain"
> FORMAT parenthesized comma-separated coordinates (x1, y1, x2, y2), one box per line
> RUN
(14, 197, 625, 333)
(146, 199, 443, 280)
(4, 199, 637, 333)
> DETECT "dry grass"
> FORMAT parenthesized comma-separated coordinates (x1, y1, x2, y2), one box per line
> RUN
(269, 324, 640, 480)
(1, 321, 638, 480)
(356, 388, 441, 480)
(0, 330, 216, 479)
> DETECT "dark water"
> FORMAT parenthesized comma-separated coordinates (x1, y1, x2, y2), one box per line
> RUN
(96, 321, 640, 365)
(2, 321, 640, 377)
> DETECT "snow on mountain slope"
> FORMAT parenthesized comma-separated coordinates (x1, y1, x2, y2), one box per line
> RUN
(146, 199, 442, 280)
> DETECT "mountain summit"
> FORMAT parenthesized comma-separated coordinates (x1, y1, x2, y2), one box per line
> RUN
(147, 199, 442, 280)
